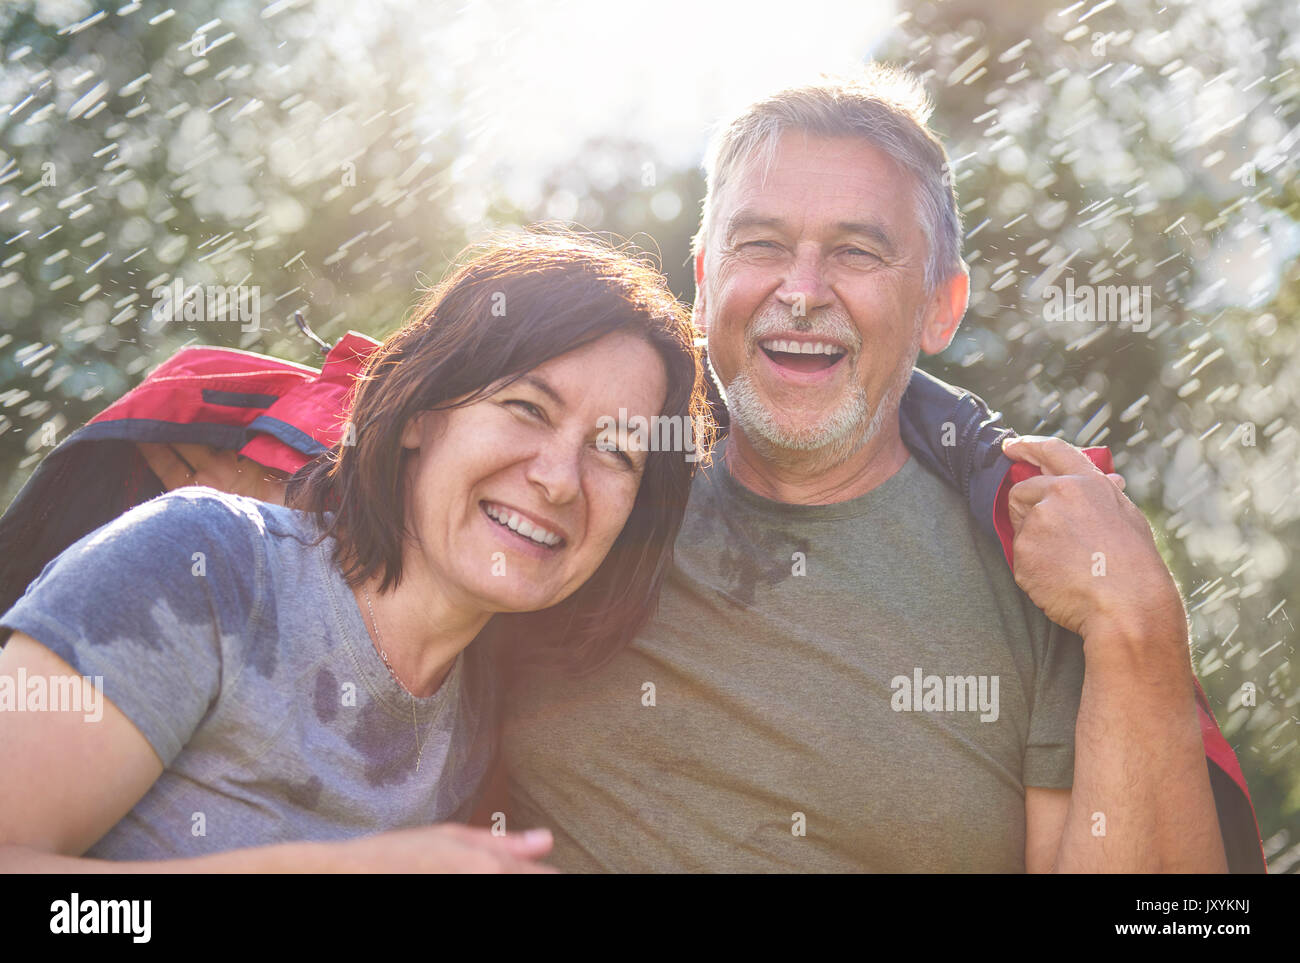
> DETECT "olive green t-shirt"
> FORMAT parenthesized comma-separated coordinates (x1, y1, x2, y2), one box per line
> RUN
(500, 441, 1086, 872)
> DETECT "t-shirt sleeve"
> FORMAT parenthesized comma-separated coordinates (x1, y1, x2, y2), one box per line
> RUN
(0, 488, 265, 767)
(1022, 620, 1086, 788)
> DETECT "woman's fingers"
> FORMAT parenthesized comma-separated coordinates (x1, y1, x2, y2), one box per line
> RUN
(490, 827, 554, 857)
(329, 823, 558, 872)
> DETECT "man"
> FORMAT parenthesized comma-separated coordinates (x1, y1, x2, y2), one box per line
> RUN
(496, 65, 1229, 872)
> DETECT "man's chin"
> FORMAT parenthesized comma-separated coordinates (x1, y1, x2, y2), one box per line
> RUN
(726, 388, 876, 472)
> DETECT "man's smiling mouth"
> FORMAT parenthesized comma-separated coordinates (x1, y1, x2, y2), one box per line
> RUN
(758, 337, 848, 374)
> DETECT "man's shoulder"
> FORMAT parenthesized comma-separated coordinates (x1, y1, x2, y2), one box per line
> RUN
(680, 444, 967, 520)
(674, 445, 1051, 627)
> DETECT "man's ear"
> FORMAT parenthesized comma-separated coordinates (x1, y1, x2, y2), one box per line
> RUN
(918, 268, 969, 356)
(692, 249, 708, 332)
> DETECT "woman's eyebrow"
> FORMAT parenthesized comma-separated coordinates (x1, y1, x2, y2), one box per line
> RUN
(518, 373, 566, 411)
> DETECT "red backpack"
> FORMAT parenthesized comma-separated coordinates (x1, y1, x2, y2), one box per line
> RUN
(0, 329, 378, 617)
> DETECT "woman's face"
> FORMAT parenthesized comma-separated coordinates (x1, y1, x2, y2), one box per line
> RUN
(398, 330, 669, 614)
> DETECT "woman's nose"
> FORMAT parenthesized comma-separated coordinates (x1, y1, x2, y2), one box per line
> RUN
(524, 442, 582, 505)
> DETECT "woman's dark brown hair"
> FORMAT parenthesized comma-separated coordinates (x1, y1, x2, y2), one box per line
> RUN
(289, 229, 713, 675)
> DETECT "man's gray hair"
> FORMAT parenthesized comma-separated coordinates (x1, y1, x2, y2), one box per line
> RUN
(692, 63, 966, 293)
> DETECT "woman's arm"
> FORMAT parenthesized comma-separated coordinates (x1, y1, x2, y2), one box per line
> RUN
(0, 632, 164, 856)
(0, 828, 556, 873)
(0, 633, 553, 873)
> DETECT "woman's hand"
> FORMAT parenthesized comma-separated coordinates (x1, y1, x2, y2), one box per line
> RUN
(137, 443, 289, 505)
(1, 821, 558, 874)
(309, 824, 557, 873)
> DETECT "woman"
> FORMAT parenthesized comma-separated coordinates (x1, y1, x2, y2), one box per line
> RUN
(0, 231, 711, 871)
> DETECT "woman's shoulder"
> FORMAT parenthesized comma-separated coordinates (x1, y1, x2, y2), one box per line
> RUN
(111, 487, 320, 546)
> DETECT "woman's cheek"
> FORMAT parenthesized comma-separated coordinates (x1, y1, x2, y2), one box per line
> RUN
(581, 473, 632, 551)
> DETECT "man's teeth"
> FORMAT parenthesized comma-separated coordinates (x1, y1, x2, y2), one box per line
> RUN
(759, 339, 846, 356)
(483, 503, 562, 547)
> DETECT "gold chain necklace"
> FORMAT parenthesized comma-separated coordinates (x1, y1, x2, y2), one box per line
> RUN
(362, 585, 431, 773)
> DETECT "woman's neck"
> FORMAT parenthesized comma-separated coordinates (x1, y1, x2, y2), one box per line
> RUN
(351, 564, 492, 699)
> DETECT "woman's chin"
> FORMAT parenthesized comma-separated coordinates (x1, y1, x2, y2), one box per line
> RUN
(466, 577, 572, 616)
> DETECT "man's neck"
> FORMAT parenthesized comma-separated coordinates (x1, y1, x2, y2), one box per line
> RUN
(723, 418, 911, 505)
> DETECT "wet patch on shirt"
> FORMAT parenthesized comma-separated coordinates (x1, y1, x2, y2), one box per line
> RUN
(711, 526, 813, 607)
(346, 699, 417, 787)
(313, 667, 339, 722)
(283, 774, 323, 809)
(242, 591, 279, 678)
(113, 594, 211, 652)
(682, 476, 816, 605)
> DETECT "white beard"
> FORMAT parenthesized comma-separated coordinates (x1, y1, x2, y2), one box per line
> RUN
(722, 314, 921, 474)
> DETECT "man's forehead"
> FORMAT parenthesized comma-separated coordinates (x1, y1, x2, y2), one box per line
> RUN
(730, 132, 908, 198)
(716, 132, 918, 239)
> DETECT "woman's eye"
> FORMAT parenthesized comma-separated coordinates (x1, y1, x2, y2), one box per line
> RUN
(597, 442, 636, 470)
(505, 399, 544, 419)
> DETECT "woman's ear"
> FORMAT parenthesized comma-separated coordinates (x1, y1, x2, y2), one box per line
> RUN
(399, 411, 428, 450)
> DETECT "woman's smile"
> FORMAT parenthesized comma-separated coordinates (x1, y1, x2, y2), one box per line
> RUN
(479, 499, 567, 560)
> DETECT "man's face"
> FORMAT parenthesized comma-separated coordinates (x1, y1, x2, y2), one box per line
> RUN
(697, 131, 955, 468)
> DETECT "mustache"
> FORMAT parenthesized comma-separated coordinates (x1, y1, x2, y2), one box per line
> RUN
(745, 305, 862, 353)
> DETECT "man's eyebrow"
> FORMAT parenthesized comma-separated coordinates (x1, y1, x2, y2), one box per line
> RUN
(725, 210, 899, 257)
(517, 373, 565, 410)
(834, 220, 898, 257)
(724, 210, 787, 240)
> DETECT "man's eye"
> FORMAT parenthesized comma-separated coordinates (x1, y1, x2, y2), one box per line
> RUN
(844, 247, 880, 260)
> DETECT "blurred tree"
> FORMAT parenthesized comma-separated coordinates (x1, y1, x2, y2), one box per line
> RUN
(1, 0, 504, 502)
(875, 0, 1299, 870)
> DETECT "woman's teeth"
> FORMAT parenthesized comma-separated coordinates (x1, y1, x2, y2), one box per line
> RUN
(483, 503, 563, 547)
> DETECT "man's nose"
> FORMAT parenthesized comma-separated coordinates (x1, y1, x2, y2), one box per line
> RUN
(774, 245, 834, 316)
(525, 440, 582, 506)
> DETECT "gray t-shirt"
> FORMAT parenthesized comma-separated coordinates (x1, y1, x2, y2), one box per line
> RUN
(2, 487, 496, 860)
(500, 441, 1086, 872)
